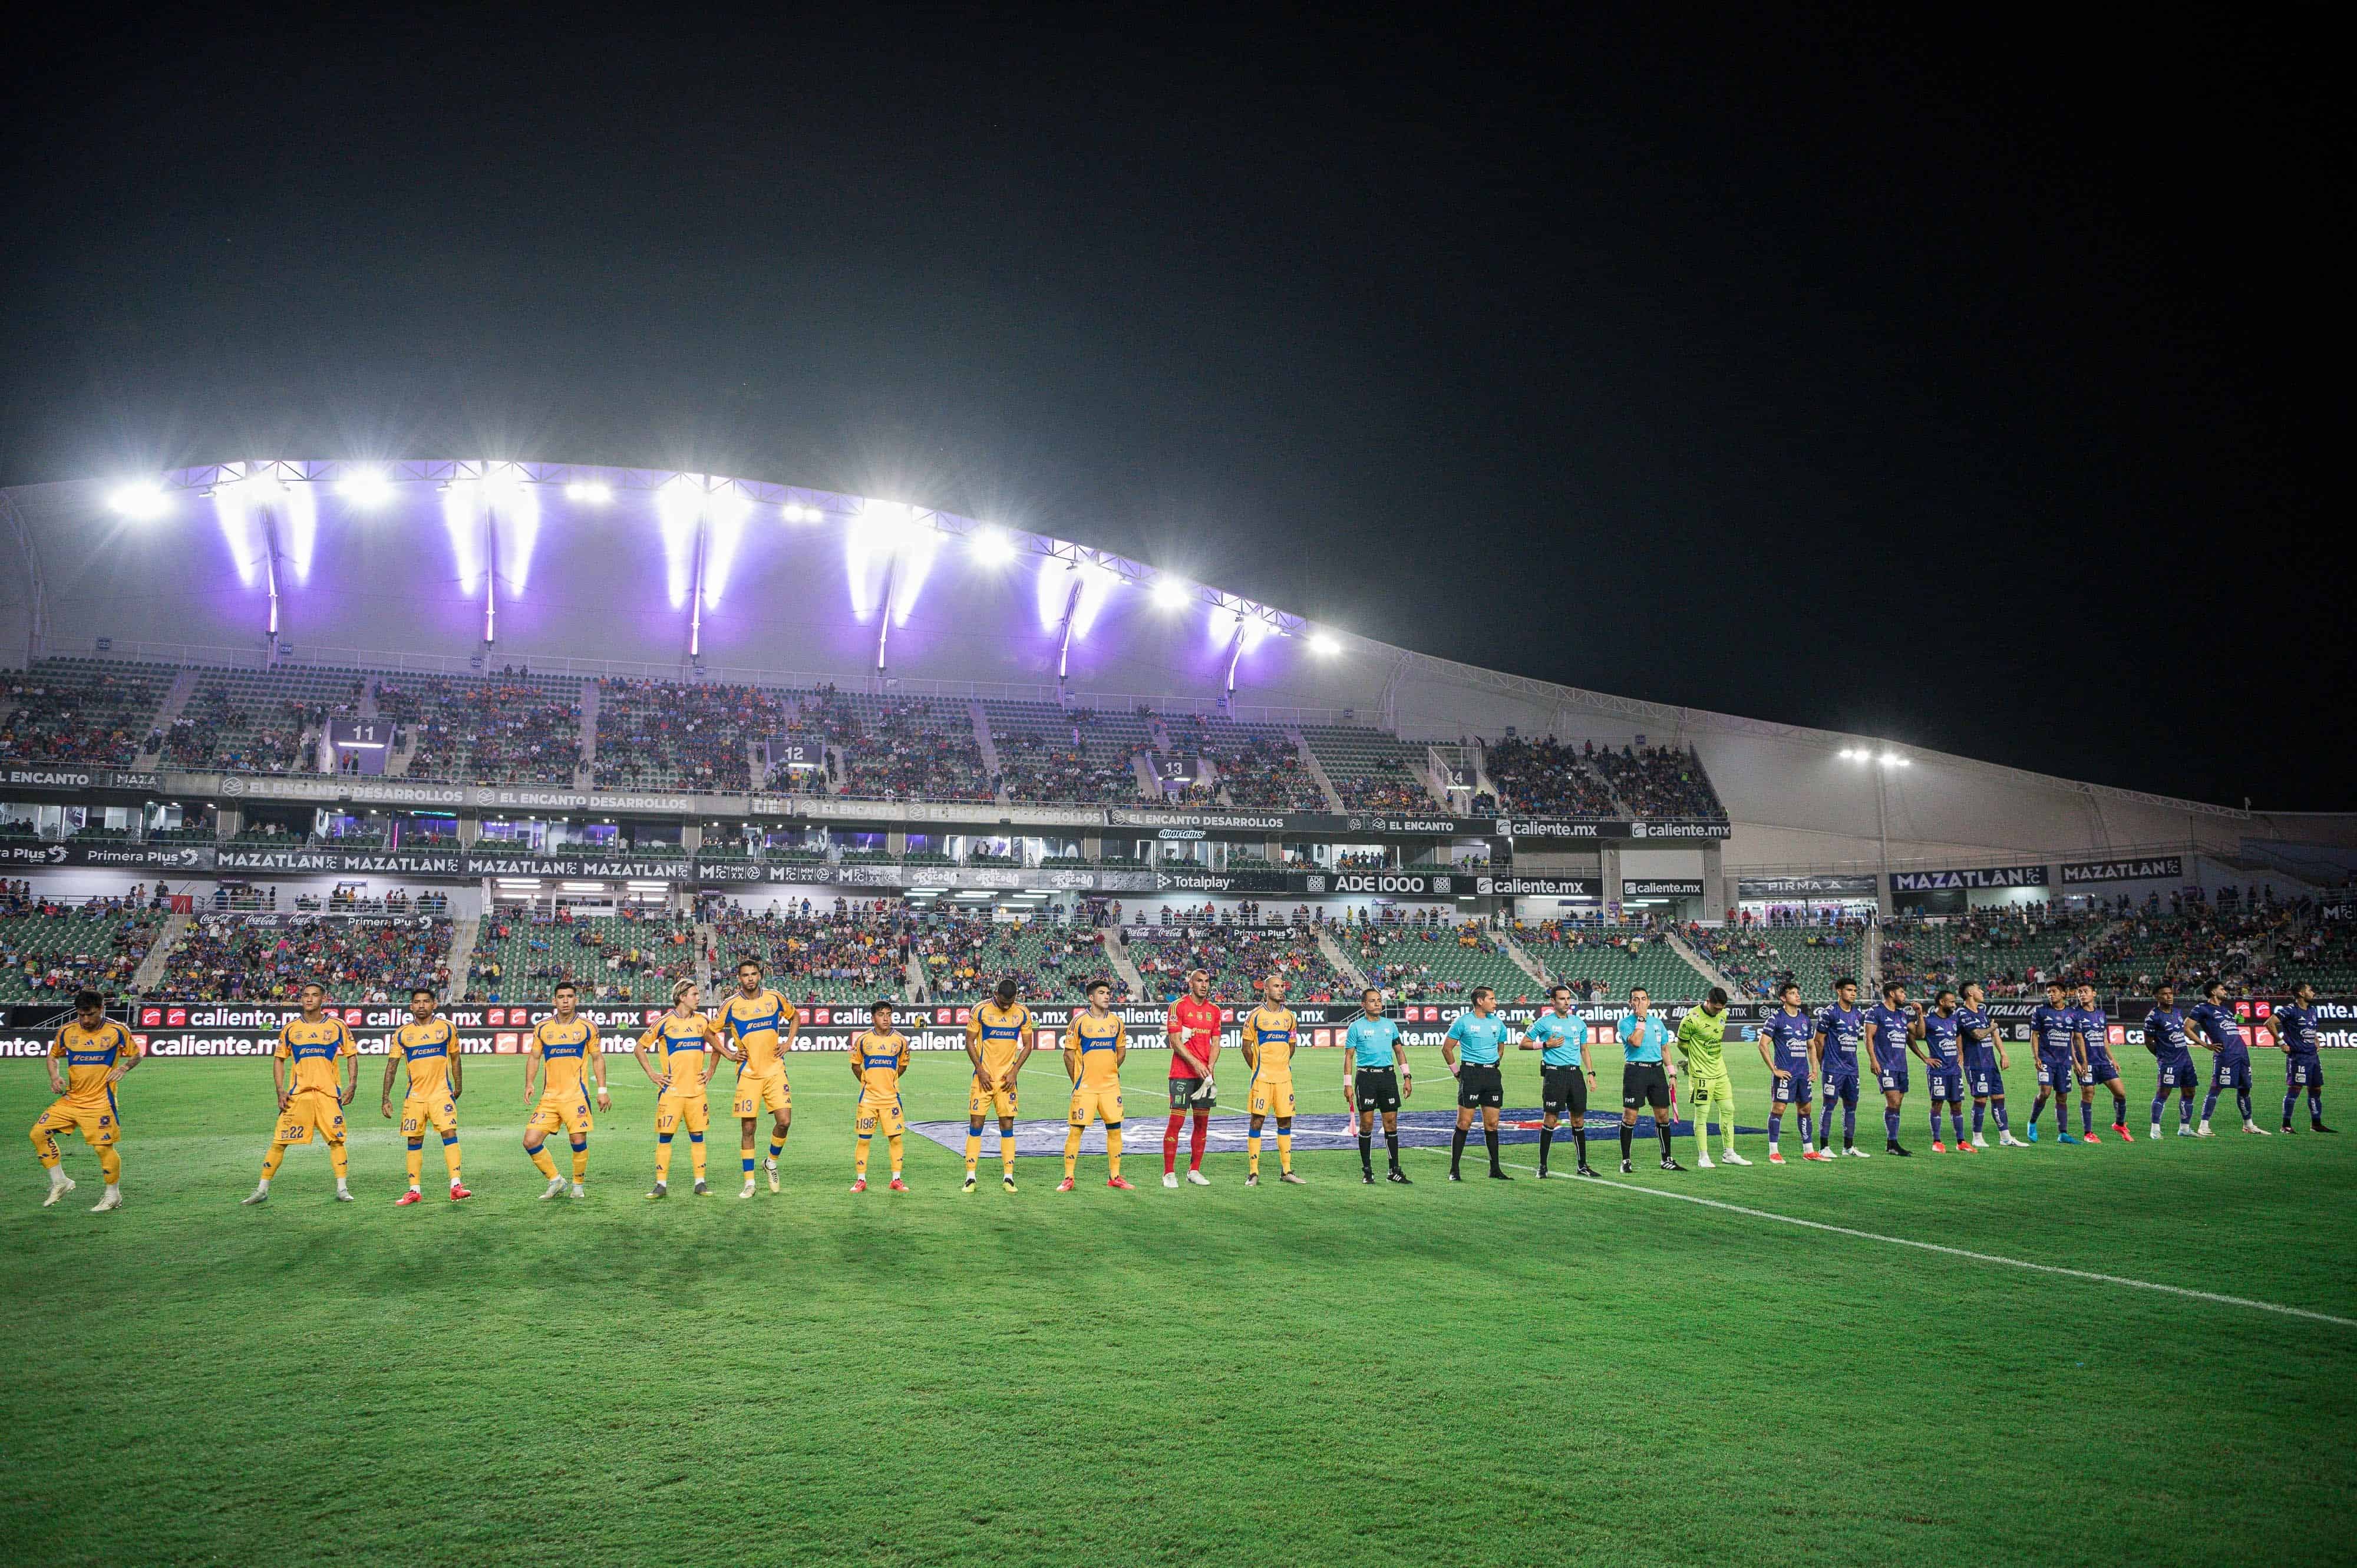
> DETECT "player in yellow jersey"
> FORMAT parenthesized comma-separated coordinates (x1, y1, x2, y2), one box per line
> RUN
(718, 958, 798, 1197)
(1240, 973, 1306, 1186)
(31, 989, 140, 1212)
(243, 982, 358, 1205)
(962, 977, 1038, 1192)
(1059, 978, 1133, 1191)
(379, 987, 470, 1205)
(636, 978, 722, 1197)
(523, 981, 609, 1199)
(849, 999, 912, 1192)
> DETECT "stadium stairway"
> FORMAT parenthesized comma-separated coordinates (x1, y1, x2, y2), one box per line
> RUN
(1863, 922, 1883, 988)
(1494, 930, 1550, 991)
(1317, 927, 1368, 991)
(575, 681, 600, 790)
(1291, 731, 1347, 813)
(1665, 927, 1738, 996)
(1102, 925, 1147, 999)
(136, 670, 201, 768)
(441, 917, 480, 1003)
(906, 951, 929, 1001)
(967, 701, 1003, 788)
(693, 919, 716, 992)
(130, 912, 191, 994)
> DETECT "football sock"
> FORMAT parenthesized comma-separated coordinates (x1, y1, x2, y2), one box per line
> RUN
(2201, 1087, 2221, 1123)
(1656, 1121, 1673, 1160)
(2080, 1099, 2094, 1134)
(31, 1125, 59, 1167)
(1970, 1102, 1985, 1135)
(260, 1143, 288, 1181)
(442, 1135, 461, 1183)
(688, 1131, 707, 1182)
(572, 1140, 589, 1181)
(1484, 1125, 1502, 1173)
(2310, 1090, 2325, 1123)
(529, 1144, 558, 1179)
(1001, 1126, 1018, 1177)
(1277, 1131, 1292, 1176)
(2283, 1091, 2299, 1125)
(326, 1140, 349, 1181)
(1061, 1125, 1081, 1180)
(1164, 1113, 1185, 1175)
(1886, 1109, 1902, 1143)
(1386, 1128, 1402, 1168)
(2236, 1091, 2253, 1123)
(888, 1132, 905, 1177)
(1572, 1128, 1586, 1165)
(769, 1136, 785, 1164)
(1104, 1125, 1122, 1181)
(1620, 1124, 1635, 1163)
(98, 1147, 120, 1184)
(1247, 1131, 1262, 1178)
(2180, 1096, 2194, 1127)
(1929, 1107, 1943, 1141)
(1817, 1100, 1834, 1147)
(1538, 1127, 1554, 1170)
(1767, 1111, 1782, 1149)
(1991, 1102, 2009, 1132)
(1949, 1107, 1966, 1142)
(2029, 1092, 2048, 1128)
(1798, 1110, 1814, 1146)
(2153, 1090, 2170, 1125)
(965, 1127, 982, 1174)
(655, 1132, 674, 1182)
(1841, 1102, 1857, 1145)
(1189, 1112, 1209, 1170)
(742, 1153, 756, 1176)
(854, 1133, 872, 1179)
(1361, 1131, 1375, 1174)
(1450, 1126, 1468, 1174)
(405, 1141, 424, 1185)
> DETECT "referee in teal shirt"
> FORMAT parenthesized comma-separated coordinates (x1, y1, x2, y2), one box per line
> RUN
(1616, 986, 1685, 1174)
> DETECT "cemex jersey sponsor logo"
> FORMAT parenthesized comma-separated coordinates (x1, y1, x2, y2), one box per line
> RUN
(1506, 819, 1599, 839)
(1890, 863, 2049, 892)
(1479, 876, 1596, 897)
(2059, 856, 2183, 884)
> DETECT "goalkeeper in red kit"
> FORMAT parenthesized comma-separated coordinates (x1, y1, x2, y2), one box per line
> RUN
(1164, 969, 1223, 1187)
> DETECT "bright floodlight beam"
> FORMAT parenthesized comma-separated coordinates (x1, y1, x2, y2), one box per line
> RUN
(335, 468, 393, 506)
(1153, 578, 1188, 610)
(972, 527, 1015, 565)
(107, 481, 171, 520)
(1309, 633, 1341, 655)
(565, 480, 613, 504)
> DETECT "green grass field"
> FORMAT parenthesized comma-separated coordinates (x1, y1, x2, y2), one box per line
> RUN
(5, 1048, 2353, 1568)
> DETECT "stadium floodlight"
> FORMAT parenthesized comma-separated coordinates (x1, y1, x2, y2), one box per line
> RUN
(1309, 633, 1341, 656)
(107, 481, 172, 520)
(565, 480, 613, 504)
(560, 880, 605, 892)
(972, 527, 1015, 565)
(335, 468, 393, 507)
(1153, 577, 1189, 610)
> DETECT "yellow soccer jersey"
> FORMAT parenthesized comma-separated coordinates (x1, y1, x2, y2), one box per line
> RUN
(532, 1016, 601, 1097)
(277, 1014, 356, 1094)
(52, 1018, 137, 1105)
(644, 1014, 720, 1092)
(966, 1001, 1033, 1076)
(389, 1018, 458, 1098)
(1068, 1010, 1125, 1088)
(719, 988, 797, 1075)
(855, 1029, 911, 1100)
(1243, 1005, 1298, 1078)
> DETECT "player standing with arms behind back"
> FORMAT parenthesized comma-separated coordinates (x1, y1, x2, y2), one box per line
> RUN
(1163, 969, 1222, 1187)
(636, 979, 723, 1197)
(242, 982, 358, 1206)
(1758, 981, 1817, 1165)
(30, 990, 139, 1211)
(965, 978, 1037, 1191)
(1344, 986, 1412, 1183)
(1917, 989, 1969, 1151)
(849, 1001, 912, 1192)
(379, 987, 468, 1204)
(2142, 983, 2201, 1138)
(1863, 980, 1916, 1156)
(522, 982, 608, 1198)
(1061, 979, 1131, 1191)
(2073, 981, 2130, 1140)
(1441, 986, 1511, 1181)
(2267, 983, 2332, 1134)
(1957, 982, 2021, 1147)
(719, 959, 798, 1196)
(1241, 974, 1305, 1186)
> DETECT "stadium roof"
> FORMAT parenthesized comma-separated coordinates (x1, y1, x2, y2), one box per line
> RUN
(4, 459, 2352, 874)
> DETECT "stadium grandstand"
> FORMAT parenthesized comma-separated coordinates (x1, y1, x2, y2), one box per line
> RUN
(0, 458, 2351, 1018)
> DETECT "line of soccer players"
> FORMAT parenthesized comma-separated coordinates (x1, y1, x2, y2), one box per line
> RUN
(24, 959, 2336, 1210)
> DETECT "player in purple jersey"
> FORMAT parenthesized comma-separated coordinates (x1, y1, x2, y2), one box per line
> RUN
(1863, 981, 1919, 1157)
(2141, 983, 2203, 1137)
(1811, 977, 1867, 1158)
(1914, 989, 1970, 1151)
(2191, 980, 2270, 1136)
(1757, 982, 1819, 1165)
(1957, 982, 2022, 1147)
(2028, 981, 2089, 1143)
(2264, 982, 2333, 1134)
(2072, 982, 2131, 1140)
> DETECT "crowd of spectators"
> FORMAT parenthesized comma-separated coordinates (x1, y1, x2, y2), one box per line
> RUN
(921, 916, 1116, 1002)
(467, 906, 695, 1003)
(0, 663, 170, 767)
(1330, 760, 1428, 811)
(153, 913, 453, 1002)
(0, 883, 163, 999)
(1590, 741, 1727, 818)
(995, 709, 1148, 804)
(717, 898, 916, 1003)
(594, 679, 787, 791)
(381, 674, 582, 786)
(2074, 902, 2296, 995)
(1128, 922, 1342, 1003)
(1171, 718, 1323, 809)
(836, 700, 993, 803)
(1481, 737, 1618, 816)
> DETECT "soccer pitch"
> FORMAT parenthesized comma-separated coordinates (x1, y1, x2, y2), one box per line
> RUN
(5, 1050, 2352, 1568)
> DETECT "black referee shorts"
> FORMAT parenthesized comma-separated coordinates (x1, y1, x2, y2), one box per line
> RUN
(1457, 1063, 1504, 1109)
(1622, 1061, 1671, 1110)
(1354, 1066, 1401, 1114)
(1541, 1064, 1588, 1117)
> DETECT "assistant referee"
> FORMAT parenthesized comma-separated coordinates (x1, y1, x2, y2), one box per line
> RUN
(1616, 987, 1684, 1174)
(1342, 987, 1412, 1184)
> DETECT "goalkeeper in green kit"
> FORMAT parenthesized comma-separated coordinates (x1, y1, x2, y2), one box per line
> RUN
(1676, 987, 1749, 1168)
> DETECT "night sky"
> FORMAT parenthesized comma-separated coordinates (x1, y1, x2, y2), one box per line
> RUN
(2, 11, 2341, 808)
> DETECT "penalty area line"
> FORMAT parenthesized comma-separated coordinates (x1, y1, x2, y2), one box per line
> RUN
(1412, 1148, 2355, 1328)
